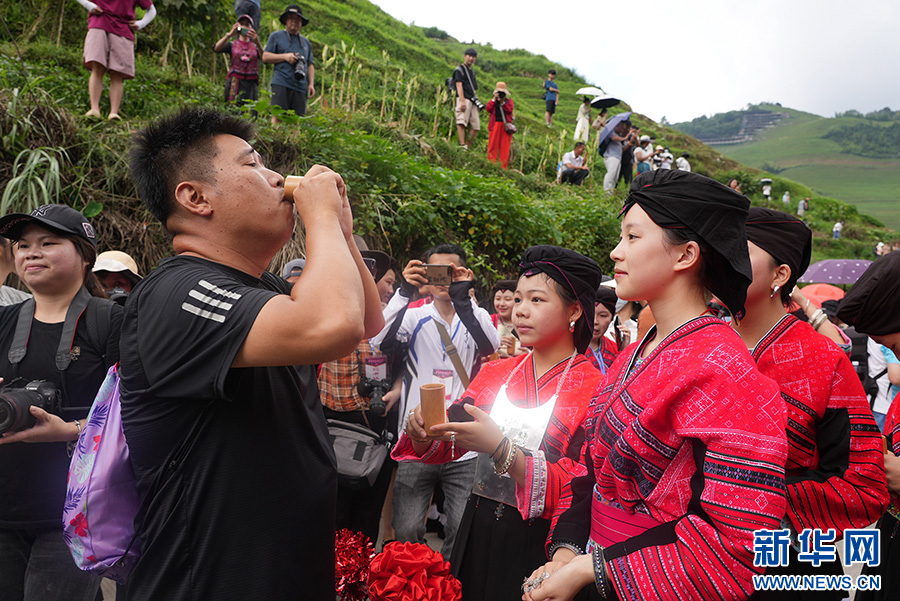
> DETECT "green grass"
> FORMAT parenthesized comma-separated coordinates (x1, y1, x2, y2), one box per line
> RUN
(713, 104, 900, 230)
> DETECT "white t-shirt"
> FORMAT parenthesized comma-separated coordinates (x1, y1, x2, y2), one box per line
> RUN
(562, 151, 585, 169)
(675, 157, 691, 172)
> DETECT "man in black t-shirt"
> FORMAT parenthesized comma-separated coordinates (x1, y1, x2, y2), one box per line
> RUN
(123, 108, 384, 600)
(452, 47, 481, 148)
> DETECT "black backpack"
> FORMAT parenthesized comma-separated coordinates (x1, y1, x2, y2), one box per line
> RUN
(445, 66, 462, 97)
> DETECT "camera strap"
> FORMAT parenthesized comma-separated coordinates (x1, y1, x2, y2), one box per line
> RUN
(433, 320, 471, 389)
(462, 64, 477, 102)
(8, 288, 94, 409)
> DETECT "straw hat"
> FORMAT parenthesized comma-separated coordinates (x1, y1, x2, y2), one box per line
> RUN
(493, 82, 512, 97)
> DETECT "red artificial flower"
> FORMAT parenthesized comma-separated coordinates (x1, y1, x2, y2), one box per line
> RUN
(368, 541, 461, 601)
(335, 529, 375, 601)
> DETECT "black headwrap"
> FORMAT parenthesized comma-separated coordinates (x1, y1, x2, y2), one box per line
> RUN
(837, 252, 900, 335)
(595, 286, 618, 315)
(621, 169, 752, 319)
(519, 245, 603, 353)
(745, 207, 812, 291)
(492, 279, 518, 293)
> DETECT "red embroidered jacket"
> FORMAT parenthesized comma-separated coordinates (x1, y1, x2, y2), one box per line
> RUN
(392, 353, 603, 521)
(585, 336, 619, 372)
(552, 316, 788, 601)
(752, 315, 888, 534)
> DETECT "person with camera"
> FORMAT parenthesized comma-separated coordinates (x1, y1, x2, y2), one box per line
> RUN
(372, 243, 500, 563)
(317, 250, 402, 545)
(485, 82, 515, 170)
(0, 205, 122, 601)
(214, 14, 263, 105)
(262, 4, 315, 122)
(452, 48, 482, 149)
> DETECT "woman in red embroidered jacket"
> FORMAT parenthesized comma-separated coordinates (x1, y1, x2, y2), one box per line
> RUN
(585, 285, 618, 373)
(837, 252, 900, 601)
(395, 245, 603, 600)
(734, 208, 887, 600)
(527, 170, 788, 601)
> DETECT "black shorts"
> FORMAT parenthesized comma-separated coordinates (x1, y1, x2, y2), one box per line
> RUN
(545, 99, 556, 114)
(271, 84, 308, 117)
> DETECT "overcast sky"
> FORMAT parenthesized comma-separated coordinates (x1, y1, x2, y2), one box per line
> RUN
(370, 0, 898, 123)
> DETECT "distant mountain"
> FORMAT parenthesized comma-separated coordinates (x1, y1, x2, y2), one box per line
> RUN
(672, 105, 900, 230)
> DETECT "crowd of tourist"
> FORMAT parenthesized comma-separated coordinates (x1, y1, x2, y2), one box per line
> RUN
(2, 3, 898, 601)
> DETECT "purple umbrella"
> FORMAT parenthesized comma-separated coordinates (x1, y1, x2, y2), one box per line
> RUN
(797, 259, 873, 284)
(596, 111, 631, 154)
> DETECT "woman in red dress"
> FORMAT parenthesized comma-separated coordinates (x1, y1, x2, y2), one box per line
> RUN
(486, 82, 514, 169)
(735, 208, 887, 600)
(395, 245, 603, 600)
(527, 169, 789, 601)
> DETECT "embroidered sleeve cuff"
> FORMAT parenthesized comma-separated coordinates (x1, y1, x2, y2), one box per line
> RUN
(547, 540, 584, 559)
(516, 450, 548, 520)
(390, 433, 438, 462)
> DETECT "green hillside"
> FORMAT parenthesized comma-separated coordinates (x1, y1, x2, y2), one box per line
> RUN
(674, 104, 900, 231)
(1, 1, 895, 288)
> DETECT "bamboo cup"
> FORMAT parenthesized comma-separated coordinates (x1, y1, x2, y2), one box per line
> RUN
(419, 383, 447, 436)
(283, 175, 303, 200)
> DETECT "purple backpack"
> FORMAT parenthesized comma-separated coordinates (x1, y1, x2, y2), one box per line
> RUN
(63, 364, 141, 583)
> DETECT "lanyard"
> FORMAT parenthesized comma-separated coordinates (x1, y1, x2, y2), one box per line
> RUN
(589, 346, 607, 375)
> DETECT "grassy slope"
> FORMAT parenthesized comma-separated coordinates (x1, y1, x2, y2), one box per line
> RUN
(716, 104, 900, 230)
(2, 1, 895, 277)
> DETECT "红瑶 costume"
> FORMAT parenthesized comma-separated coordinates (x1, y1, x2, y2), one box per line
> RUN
(392, 352, 603, 600)
(551, 316, 788, 600)
(753, 315, 886, 534)
(752, 314, 887, 599)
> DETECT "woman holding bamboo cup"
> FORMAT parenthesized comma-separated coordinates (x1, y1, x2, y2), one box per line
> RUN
(392, 245, 604, 600)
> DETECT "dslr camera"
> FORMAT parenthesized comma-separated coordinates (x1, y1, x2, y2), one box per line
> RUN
(471, 96, 485, 110)
(293, 54, 307, 81)
(0, 380, 62, 434)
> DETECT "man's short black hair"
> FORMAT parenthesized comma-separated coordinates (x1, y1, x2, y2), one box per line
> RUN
(548, 69, 556, 75)
(574, 142, 585, 150)
(130, 108, 255, 227)
(425, 243, 466, 266)
(464, 48, 477, 57)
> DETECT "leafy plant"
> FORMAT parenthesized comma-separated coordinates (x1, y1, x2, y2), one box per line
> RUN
(1, 147, 67, 213)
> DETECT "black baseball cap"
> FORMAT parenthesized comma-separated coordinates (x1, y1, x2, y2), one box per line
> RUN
(0, 204, 97, 247)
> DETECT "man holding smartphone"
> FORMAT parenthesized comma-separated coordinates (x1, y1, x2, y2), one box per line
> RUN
(372, 243, 499, 562)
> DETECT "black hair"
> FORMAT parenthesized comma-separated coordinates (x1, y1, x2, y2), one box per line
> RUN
(531, 272, 591, 350)
(574, 142, 585, 150)
(70, 236, 107, 298)
(662, 227, 719, 302)
(492, 279, 517, 294)
(464, 48, 477, 57)
(424, 243, 467, 266)
(129, 108, 255, 228)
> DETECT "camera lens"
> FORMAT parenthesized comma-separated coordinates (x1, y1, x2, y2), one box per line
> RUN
(0, 400, 12, 433)
(0, 388, 45, 434)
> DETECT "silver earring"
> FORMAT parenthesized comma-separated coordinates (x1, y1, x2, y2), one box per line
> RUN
(569, 320, 576, 332)
(770, 284, 780, 298)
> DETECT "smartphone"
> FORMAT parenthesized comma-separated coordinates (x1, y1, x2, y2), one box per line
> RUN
(424, 264, 452, 286)
(447, 399, 475, 423)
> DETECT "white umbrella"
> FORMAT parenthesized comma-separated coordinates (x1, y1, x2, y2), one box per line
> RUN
(576, 86, 605, 96)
